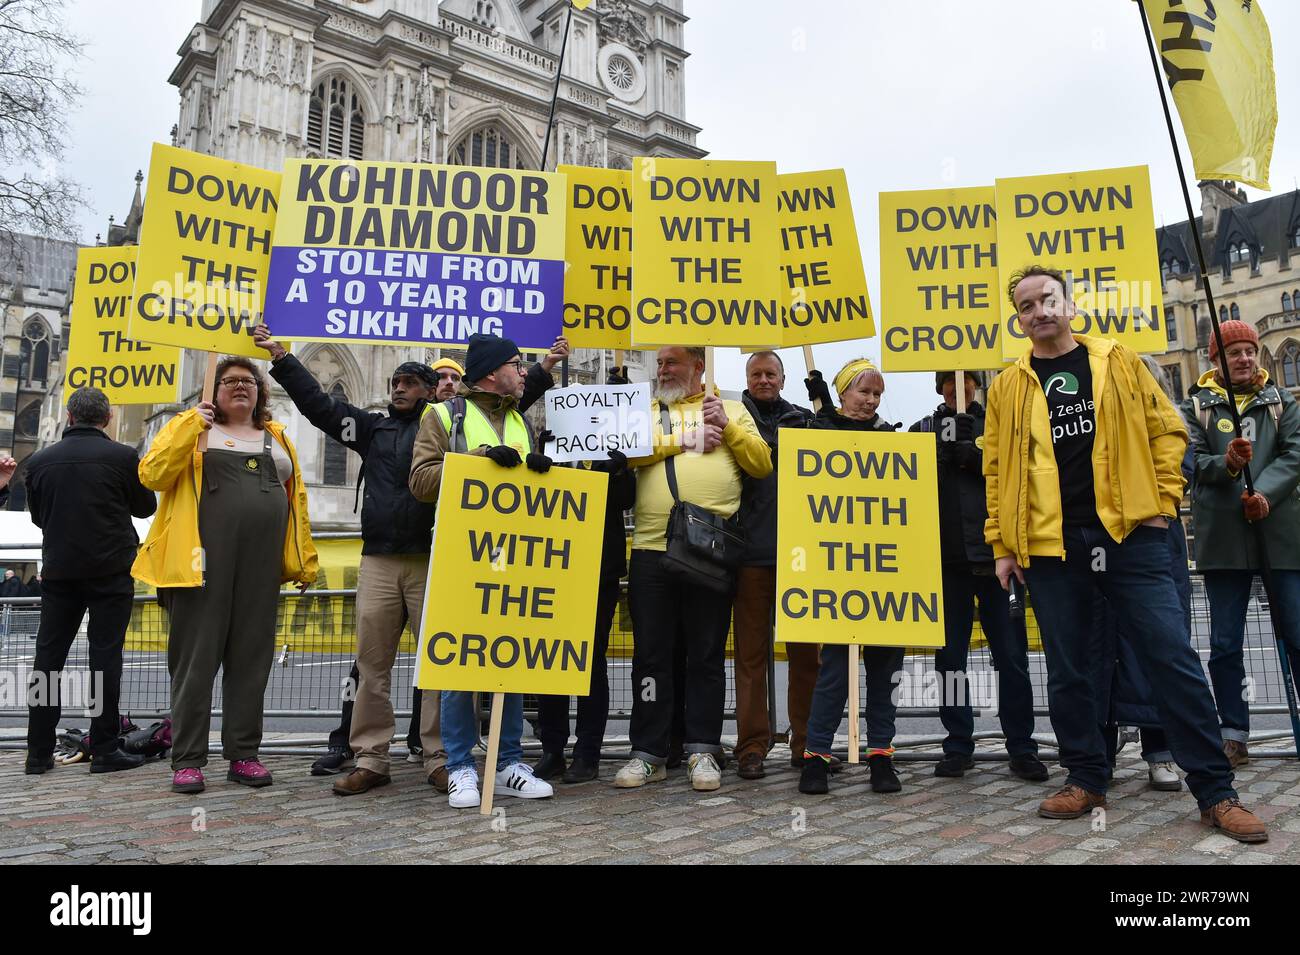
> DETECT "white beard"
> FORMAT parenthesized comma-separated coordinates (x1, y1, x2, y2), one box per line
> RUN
(654, 380, 692, 405)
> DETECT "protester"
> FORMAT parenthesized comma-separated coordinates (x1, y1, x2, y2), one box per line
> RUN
(615, 346, 772, 792)
(1182, 319, 1300, 769)
(908, 371, 1047, 782)
(23, 388, 155, 776)
(135, 357, 318, 794)
(1092, 357, 1196, 792)
(256, 324, 450, 794)
(731, 351, 817, 779)
(431, 357, 463, 402)
(798, 359, 906, 795)
(25, 574, 42, 599)
(0, 569, 24, 598)
(984, 265, 1264, 842)
(409, 332, 557, 809)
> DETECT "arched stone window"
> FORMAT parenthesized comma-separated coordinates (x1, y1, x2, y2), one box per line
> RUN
(1230, 303, 1241, 322)
(308, 76, 366, 159)
(19, 317, 50, 386)
(15, 400, 40, 439)
(1285, 292, 1294, 313)
(1281, 343, 1300, 389)
(449, 124, 527, 169)
(322, 381, 349, 486)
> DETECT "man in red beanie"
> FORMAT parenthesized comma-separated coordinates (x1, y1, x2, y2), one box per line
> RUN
(1183, 318, 1300, 768)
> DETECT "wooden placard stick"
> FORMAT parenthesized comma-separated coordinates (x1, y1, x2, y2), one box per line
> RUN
(954, 369, 968, 414)
(198, 352, 219, 452)
(847, 644, 861, 764)
(613, 349, 625, 376)
(802, 345, 821, 411)
(704, 346, 715, 393)
(479, 691, 505, 816)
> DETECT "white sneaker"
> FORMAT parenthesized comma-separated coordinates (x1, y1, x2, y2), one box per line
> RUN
(613, 758, 667, 788)
(1148, 761, 1182, 792)
(447, 765, 481, 809)
(495, 761, 553, 799)
(687, 753, 722, 792)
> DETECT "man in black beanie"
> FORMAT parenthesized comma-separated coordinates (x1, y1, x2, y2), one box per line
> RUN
(409, 332, 556, 808)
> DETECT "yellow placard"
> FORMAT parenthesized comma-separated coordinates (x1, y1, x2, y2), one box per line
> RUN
(415, 454, 608, 694)
(995, 165, 1166, 360)
(776, 430, 944, 648)
(631, 157, 781, 347)
(62, 247, 182, 406)
(264, 159, 567, 349)
(128, 143, 279, 358)
(560, 165, 632, 350)
(879, 186, 1004, 372)
(778, 169, 874, 348)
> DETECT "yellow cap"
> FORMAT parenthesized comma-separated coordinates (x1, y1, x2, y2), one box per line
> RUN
(431, 357, 464, 376)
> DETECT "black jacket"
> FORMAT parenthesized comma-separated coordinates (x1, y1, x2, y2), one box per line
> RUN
(738, 391, 814, 565)
(808, 407, 899, 433)
(24, 426, 156, 580)
(269, 355, 555, 556)
(590, 457, 636, 584)
(909, 402, 993, 567)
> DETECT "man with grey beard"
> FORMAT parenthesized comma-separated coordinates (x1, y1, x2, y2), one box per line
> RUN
(614, 346, 772, 792)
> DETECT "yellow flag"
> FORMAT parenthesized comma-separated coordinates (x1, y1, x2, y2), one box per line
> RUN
(1141, 0, 1276, 190)
(570, 0, 594, 9)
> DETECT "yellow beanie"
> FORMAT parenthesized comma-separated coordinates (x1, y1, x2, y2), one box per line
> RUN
(431, 357, 464, 376)
(833, 358, 879, 397)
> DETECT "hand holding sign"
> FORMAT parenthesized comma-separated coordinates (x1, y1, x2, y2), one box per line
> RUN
(0, 456, 17, 489)
(540, 336, 571, 373)
(252, 324, 288, 361)
(195, 401, 216, 429)
(701, 393, 729, 430)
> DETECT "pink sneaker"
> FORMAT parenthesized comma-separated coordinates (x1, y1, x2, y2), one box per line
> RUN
(171, 768, 205, 793)
(228, 758, 273, 787)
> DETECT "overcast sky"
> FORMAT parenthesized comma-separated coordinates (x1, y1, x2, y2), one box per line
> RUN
(59, 0, 1300, 424)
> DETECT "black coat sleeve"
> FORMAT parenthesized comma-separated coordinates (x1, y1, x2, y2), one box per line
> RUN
(124, 450, 158, 519)
(269, 353, 382, 456)
(518, 362, 556, 415)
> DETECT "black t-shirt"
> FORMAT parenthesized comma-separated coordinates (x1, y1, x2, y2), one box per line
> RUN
(1031, 345, 1097, 526)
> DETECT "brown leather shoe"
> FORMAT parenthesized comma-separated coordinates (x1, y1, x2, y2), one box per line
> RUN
(737, 752, 765, 780)
(427, 766, 449, 793)
(332, 767, 391, 796)
(1223, 739, 1250, 769)
(1201, 798, 1268, 843)
(1037, 784, 1106, 819)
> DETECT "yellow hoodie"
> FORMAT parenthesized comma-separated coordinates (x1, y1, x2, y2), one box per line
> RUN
(131, 408, 319, 588)
(630, 391, 773, 551)
(983, 335, 1188, 564)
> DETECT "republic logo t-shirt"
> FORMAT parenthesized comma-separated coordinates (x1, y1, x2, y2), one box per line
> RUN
(1030, 344, 1097, 527)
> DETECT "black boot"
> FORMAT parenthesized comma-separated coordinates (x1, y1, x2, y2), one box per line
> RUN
(89, 746, 146, 774)
(934, 753, 975, 777)
(1009, 753, 1050, 782)
(533, 750, 567, 781)
(798, 756, 829, 795)
(562, 756, 599, 783)
(868, 755, 902, 793)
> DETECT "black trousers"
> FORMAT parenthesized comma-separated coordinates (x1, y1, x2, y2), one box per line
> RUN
(627, 549, 734, 764)
(537, 576, 620, 760)
(27, 574, 134, 758)
(328, 661, 423, 750)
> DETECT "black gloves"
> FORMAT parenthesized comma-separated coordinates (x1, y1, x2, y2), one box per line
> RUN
(607, 366, 630, 386)
(537, 429, 555, 452)
(953, 413, 975, 444)
(483, 445, 522, 468)
(607, 449, 628, 473)
(805, 370, 833, 408)
(526, 452, 553, 473)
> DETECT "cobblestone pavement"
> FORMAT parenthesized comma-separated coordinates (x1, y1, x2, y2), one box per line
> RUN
(2, 742, 1298, 864)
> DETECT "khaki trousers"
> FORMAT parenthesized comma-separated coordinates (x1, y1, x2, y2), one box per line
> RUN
(732, 565, 821, 760)
(349, 554, 445, 776)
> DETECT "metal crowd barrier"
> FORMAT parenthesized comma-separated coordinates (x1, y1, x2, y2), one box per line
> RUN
(1, 578, 1296, 759)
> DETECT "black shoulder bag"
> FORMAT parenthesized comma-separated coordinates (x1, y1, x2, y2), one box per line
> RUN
(659, 405, 745, 593)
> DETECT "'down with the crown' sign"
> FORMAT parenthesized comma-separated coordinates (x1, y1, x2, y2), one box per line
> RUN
(415, 454, 608, 695)
(63, 246, 182, 406)
(264, 160, 567, 349)
(996, 164, 1166, 360)
(778, 169, 874, 348)
(879, 186, 1003, 372)
(561, 165, 632, 350)
(632, 157, 781, 347)
(127, 143, 280, 359)
(543, 381, 653, 463)
(776, 430, 944, 649)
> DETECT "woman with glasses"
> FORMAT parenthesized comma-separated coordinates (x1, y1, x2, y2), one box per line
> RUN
(134, 355, 318, 794)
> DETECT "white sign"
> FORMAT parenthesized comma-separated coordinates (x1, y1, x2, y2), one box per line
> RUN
(542, 382, 653, 463)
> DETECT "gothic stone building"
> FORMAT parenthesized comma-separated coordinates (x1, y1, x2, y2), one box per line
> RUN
(150, 0, 704, 531)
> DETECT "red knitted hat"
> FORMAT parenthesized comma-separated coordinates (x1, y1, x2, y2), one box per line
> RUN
(1209, 319, 1258, 361)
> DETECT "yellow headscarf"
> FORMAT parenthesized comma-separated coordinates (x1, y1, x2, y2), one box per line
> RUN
(833, 358, 880, 397)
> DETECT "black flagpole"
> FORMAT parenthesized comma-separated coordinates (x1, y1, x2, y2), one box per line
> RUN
(542, 1, 575, 387)
(1138, 0, 1300, 753)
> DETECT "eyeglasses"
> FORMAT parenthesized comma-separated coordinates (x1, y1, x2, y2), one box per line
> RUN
(219, 377, 258, 390)
(504, 360, 524, 373)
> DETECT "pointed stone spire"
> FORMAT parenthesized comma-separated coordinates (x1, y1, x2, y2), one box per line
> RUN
(123, 169, 145, 242)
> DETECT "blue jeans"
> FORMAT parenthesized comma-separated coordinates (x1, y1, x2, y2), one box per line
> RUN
(1204, 568, 1300, 743)
(441, 690, 523, 772)
(936, 567, 1038, 758)
(1024, 523, 1236, 810)
(805, 644, 904, 753)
